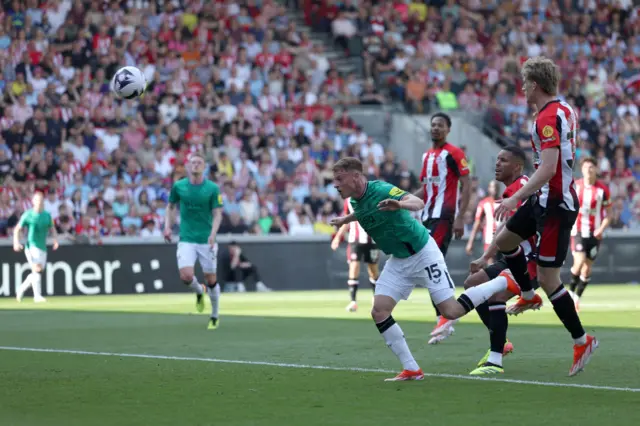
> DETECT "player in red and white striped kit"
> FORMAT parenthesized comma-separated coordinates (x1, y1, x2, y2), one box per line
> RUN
(569, 157, 611, 311)
(466, 180, 499, 263)
(464, 146, 537, 375)
(493, 57, 597, 376)
(413, 112, 471, 343)
(331, 197, 380, 312)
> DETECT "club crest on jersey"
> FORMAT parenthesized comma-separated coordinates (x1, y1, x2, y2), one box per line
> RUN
(542, 125, 554, 138)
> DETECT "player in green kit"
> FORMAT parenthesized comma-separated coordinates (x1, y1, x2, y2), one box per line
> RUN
(13, 191, 59, 303)
(330, 158, 520, 381)
(164, 152, 224, 329)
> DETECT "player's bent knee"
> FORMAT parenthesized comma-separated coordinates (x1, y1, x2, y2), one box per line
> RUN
(32, 264, 44, 273)
(179, 272, 194, 283)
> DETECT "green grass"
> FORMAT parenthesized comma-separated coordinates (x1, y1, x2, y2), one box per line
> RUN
(0, 286, 639, 426)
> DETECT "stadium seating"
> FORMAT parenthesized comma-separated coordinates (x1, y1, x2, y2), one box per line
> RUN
(0, 0, 638, 241)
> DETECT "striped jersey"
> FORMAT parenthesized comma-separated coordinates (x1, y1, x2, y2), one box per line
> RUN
(419, 142, 470, 221)
(530, 100, 579, 210)
(474, 196, 496, 245)
(571, 179, 611, 238)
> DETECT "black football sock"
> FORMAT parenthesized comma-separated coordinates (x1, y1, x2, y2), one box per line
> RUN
(575, 277, 590, 297)
(569, 272, 580, 292)
(348, 279, 358, 302)
(369, 278, 377, 293)
(489, 303, 508, 354)
(432, 300, 442, 318)
(475, 301, 491, 330)
(501, 246, 533, 295)
(550, 285, 586, 344)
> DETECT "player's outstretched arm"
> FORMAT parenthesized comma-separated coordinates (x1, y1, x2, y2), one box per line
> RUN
(163, 203, 176, 242)
(378, 193, 424, 212)
(330, 213, 357, 228)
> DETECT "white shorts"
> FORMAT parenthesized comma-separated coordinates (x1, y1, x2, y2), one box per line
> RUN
(177, 242, 218, 274)
(375, 237, 455, 304)
(25, 247, 47, 268)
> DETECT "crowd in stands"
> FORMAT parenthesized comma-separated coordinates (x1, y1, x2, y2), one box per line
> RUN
(310, 0, 640, 228)
(0, 0, 639, 245)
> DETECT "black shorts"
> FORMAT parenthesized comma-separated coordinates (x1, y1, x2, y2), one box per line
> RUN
(505, 198, 578, 268)
(423, 218, 454, 257)
(347, 243, 379, 264)
(571, 235, 601, 261)
(484, 259, 539, 290)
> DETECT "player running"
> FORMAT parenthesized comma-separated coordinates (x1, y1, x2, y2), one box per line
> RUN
(464, 146, 537, 375)
(494, 57, 598, 376)
(568, 157, 611, 311)
(330, 157, 520, 381)
(331, 197, 380, 312)
(466, 180, 498, 263)
(414, 112, 471, 344)
(164, 152, 224, 330)
(13, 191, 59, 303)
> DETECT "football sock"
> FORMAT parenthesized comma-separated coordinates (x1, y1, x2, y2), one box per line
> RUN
(31, 273, 43, 298)
(489, 302, 508, 366)
(569, 272, 580, 292)
(576, 276, 590, 297)
(369, 277, 377, 293)
(475, 301, 491, 330)
(457, 276, 507, 313)
(376, 316, 420, 371)
(432, 300, 442, 319)
(188, 277, 203, 295)
(348, 279, 358, 302)
(549, 285, 586, 344)
(501, 246, 534, 297)
(18, 273, 34, 294)
(207, 283, 220, 319)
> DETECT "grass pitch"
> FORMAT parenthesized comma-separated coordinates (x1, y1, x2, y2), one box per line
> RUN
(0, 286, 639, 426)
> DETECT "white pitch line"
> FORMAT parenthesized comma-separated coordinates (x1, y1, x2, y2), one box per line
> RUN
(0, 346, 638, 393)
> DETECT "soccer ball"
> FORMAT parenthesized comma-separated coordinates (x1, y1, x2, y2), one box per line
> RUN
(111, 66, 146, 99)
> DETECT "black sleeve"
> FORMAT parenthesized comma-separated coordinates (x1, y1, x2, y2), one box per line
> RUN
(446, 153, 461, 177)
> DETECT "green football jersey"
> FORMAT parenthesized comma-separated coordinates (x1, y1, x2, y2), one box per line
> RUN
(18, 209, 53, 251)
(169, 178, 223, 244)
(350, 180, 429, 259)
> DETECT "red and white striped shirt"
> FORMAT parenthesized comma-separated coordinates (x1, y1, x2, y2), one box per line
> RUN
(344, 198, 372, 244)
(475, 196, 496, 246)
(419, 142, 470, 221)
(530, 100, 579, 210)
(572, 178, 611, 238)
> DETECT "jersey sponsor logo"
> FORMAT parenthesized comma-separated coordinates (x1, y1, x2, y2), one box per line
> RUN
(388, 187, 405, 197)
(542, 125, 554, 138)
(542, 137, 556, 143)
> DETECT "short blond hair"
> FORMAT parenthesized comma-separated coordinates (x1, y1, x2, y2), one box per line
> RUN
(521, 56, 560, 96)
(333, 157, 363, 174)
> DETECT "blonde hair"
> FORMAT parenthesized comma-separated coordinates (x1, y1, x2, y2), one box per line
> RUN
(521, 56, 560, 96)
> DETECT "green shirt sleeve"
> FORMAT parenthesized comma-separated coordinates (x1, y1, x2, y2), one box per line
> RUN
(211, 185, 223, 209)
(169, 184, 179, 204)
(379, 182, 407, 201)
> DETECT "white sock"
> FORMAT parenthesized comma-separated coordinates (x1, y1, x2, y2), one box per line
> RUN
(18, 274, 34, 294)
(521, 289, 536, 300)
(31, 273, 43, 298)
(462, 276, 507, 307)
(574, 334, 587, 345)
(380, 321, 420, 371)
(189, 277, 203, 295)
(208, 284, 220, 318)
(487, 351, 503, 366)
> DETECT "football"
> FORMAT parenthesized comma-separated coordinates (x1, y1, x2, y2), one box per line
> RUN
(111, 66, 146, 99)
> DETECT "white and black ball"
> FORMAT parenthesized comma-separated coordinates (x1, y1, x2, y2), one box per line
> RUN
(111, 66, 147, 99)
